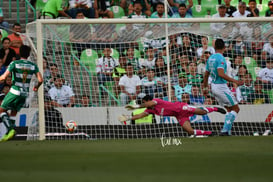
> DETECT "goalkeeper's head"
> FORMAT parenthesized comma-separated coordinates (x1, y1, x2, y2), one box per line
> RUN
(142, 95, 153, 103)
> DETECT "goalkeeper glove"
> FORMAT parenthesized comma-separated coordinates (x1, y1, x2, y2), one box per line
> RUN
(125, 104, 140, 111)
(118, 114, 132, 122)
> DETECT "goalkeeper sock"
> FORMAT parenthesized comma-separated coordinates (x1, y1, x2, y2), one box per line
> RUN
(194, 129, 212, 136)
(206, 107, 217, 113)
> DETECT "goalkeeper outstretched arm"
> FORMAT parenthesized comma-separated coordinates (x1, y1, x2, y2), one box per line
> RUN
(125, 100, 157, 110)
(118, 112, 149, 122)
(119, 100, 157, 122)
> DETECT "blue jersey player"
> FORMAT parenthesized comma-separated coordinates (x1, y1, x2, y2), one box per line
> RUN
(203, 39, 243, 136)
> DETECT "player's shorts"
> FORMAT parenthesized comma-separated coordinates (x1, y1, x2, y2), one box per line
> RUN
(176, 103, 196, 126)
(211, 83, 238, 107)
(1, 91, 27, 112)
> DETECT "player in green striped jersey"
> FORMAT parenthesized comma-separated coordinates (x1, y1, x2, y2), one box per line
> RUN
(0, 45, 43, 141)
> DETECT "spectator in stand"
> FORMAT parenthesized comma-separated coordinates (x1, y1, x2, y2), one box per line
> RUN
(66, 0, 95, 18)
(223, 0, 237, 17)
(41, 0, 71, 19)
(231, 2, 250, 38)
(168, 0, 193, 16)
(196, 36, 215, 63)
(44, 63, 71, 95)
(128, 0, 151, 17)
(141, 69, 163, 98)
(247, 80, 271, 104)
(96, 47, 119, 86)
(7, 23, 25, 58)
(154, 56, 167, 78)
(232, 35, 248, 57)
(43, 57, 51, 81)
(179, 34, 196, 62)
(48, 75, 75, 107)
(143, 29, 168, 56)
(187, 62, 203, 87)
(261, 34, 273, 62)
(44, 95, 64, 131)
(141, 47, 156, 70)
(94, 0, 114, 18)
(69, 11, 92, 57)
(0, 38, 16, 67)
(246, 0, 259, 17)
(126, 47, 142, 75)
(250, 25, 264, 61)
(0, 10, 9, 32)
(210, 4, 229, 37)
(237, 73, 254, 104)
(173, 72, 192, 102)
(1, 84, 11, 95)
(189, 85, 205, 106)
(119, 63, 144, 105)
(75, 95, 92, 107)
(112, 54, 127, 96)
(265, 0, 273, 17)
(197, 51, 211, 75)
(171, 3, 199, 31)
(150, 2, 170, 18)
(256, 59, 273, 90)
(128, 1, 149, 31)
(230, 55, 244, 78)
(176, 53, 190, 75)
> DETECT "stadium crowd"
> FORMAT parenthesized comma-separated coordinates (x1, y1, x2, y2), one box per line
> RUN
(0, 0, 273, 107)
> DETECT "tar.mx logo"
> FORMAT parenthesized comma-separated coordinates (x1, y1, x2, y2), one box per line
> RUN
(160, 133, 182, 147)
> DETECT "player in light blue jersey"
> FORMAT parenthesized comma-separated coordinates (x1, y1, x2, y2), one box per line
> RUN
(203, 39, 243, 136)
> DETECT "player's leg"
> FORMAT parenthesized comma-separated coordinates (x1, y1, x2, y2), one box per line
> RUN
(193, 107, 226, 115)
(180, 120, 212, 136)
(211, 83, 238, 136)
(221, 104, 240, 136)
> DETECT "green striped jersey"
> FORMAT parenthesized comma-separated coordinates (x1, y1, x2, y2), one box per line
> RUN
(8, 59, 39, 95)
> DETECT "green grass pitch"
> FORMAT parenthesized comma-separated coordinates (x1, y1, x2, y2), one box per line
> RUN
(1, 136, 273, 182)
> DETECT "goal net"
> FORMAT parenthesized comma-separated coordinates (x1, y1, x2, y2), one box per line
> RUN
(22, 17, 273, 140)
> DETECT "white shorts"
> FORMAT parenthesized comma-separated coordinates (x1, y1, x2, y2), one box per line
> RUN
(211, 83, 238, 107)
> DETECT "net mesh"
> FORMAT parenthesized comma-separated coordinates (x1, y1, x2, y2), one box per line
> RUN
(23, 19, 273, 140)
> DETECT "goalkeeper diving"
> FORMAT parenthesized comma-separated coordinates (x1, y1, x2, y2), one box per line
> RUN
(119, 95, 227, 136)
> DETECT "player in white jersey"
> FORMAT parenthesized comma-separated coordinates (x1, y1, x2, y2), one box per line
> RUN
(203, 39, 243, 136)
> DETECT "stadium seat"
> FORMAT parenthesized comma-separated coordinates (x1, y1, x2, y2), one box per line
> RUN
(109, 6, 125, 18)
(192, 5, 209, 17)
(0, 29, 8, 41)
(36, 0, 48, 12)
(257, 2, 268, 16)
(243, 57, 258, 80)
(203, 0, 219, 15)
(110, 48, 120, 59)
(230, 0, 239, 7)
(262, 89, 273, 103)
(80, 49, 98, 76)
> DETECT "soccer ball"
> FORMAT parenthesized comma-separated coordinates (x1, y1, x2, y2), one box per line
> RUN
(65, 120, 77, 133)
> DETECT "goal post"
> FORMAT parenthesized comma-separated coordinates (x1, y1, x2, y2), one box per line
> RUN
(23, 17, 273, 140)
